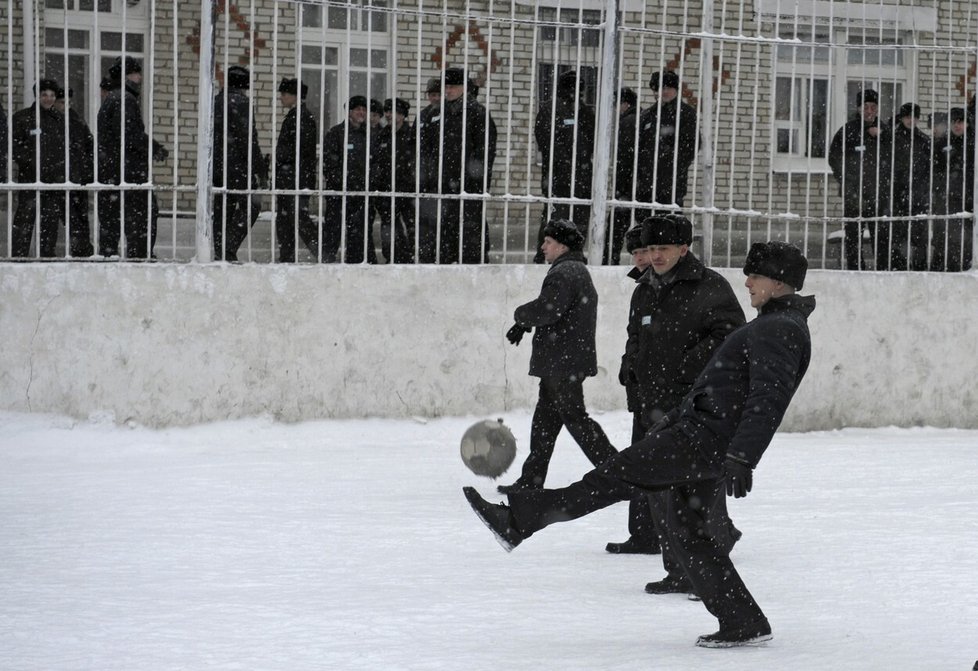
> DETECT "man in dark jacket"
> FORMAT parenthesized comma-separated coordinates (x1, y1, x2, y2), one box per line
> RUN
(417, 67, 497, 264)
(213, 65, 266, 262)
(322, 95, 375, 264)
(827, 88, 889, 270)
(532, 70, 596, 263)
(274, 78, 319, 263)
(54, 87, 95, 257)
(97, 56, 168, 259)
(496, 219, 617, 494)
(465, 240, 814, 649)
(882, 102, 931, 271)
(1, 101, 8, 183)
(635, 71, 697, 212)
(604, 87, 639, 264)
(930, 107, 972, 271)
(607, 215, 745, 559)
(372, 97, 416, 263)
(11, 79, 66, 257)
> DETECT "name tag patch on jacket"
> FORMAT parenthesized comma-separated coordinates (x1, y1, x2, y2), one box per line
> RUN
(642, 315, 652, 326)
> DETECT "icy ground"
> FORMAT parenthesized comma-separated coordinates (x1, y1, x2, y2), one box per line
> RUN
(1, 410, 977, 671)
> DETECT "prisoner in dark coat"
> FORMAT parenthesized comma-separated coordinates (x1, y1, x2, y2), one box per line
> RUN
(10, 80, 66, 258)
(213, 66, 266, 261)
(322, 95, 375, 264)
(371, 97, 416, 263)
(1, 101, 8, 183)
(55, 88, 95, 258)
(497, 220, 617, 494)
(827, 89, 889, 270)
(930, 108, 972, 271)
(604, 87, 639, 264)
(532, 70, 595, 262)
(416, 67, 497, 264)
(881, 103, 931, 271)
(274, 78, 319, 262)
(635, 71, 697, 209)
(97, 56, 167, 259)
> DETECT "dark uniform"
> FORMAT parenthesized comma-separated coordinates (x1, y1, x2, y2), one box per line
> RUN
(97, 58, 167, 259)
(930, 109, 971, 271)
(883, 104, 931, 271)
(417, 67, 497, 264)
(213, 67, 266, 262)
(476, 242, 814, 648)
(605, 87, 639, 264)
(1, 101, 8, 183)
(827, 90, 889, 270)
(532, 71, 595, 263)
(274, 79, 319, 263)
(11, 82, 66, 258)
(501, 220, 617, 492)
(371, 98, 416, 263)
(635, 72, 697, 213)
(61, 92, 95, 258)
(322, 97, 375, 264)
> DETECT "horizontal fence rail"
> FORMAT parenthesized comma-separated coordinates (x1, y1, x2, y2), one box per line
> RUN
(1, 0, 976, 270)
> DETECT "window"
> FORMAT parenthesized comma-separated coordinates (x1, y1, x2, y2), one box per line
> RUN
(298, 0, 389, 130)
(772, 26, 908, 172)
(538, 8, 601, 48)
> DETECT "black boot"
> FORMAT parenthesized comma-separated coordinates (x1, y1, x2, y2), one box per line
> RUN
(695, 619, 772, 648)
(605, 536, 661, 554)
(644, 576, 694, 595)
(463, 487, 524, 552)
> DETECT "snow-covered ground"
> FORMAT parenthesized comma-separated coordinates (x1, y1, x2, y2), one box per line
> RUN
(1, 410, 977, 670)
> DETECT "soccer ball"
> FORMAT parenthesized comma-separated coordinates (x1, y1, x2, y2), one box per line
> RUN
(460, 418, 517, 478)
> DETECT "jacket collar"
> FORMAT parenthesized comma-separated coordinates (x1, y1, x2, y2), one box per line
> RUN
(551, 250, 586, 267)
(760, 293, 816, 319)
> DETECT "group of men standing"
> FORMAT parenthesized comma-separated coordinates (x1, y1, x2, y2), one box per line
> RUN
(213, 65, 497, 264)
(828, 89, 975, 272)
(467, 213, 815, 648)
(6, 57, 167, 259)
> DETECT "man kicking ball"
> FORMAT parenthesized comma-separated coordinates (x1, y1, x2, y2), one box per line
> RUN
(463, 240, 815, 648)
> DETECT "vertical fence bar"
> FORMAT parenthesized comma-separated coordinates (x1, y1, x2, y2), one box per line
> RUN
(586, 0, 620, 263)
(698, 0, 715, 265)
(195, 0, 215, 262)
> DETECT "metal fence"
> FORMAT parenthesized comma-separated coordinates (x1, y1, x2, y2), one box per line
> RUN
(1, 0, 977, 270)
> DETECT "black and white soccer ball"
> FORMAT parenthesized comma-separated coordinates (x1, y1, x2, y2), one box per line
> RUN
(460, 418, 517, 478)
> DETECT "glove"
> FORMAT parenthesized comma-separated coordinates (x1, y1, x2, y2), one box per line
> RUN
(506, 323, 529, 345)
(724, 455, 753, 498)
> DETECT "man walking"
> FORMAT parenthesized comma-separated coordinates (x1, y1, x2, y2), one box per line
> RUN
(606, 214, 745, 559)
(466, 240, 814, 648)
(274, 78, 319, 262)
(496, 219, 617, 495)
(55, 87, 95, 257)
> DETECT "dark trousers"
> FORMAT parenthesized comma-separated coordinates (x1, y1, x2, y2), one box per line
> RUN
(275, 194, 319, 262)
(516, 376, 617, 488)
(12, 189, 65, 257)
(842, 196, 880, 270)
(375, 195, 416, 263)
(98, 189, 158, 259)
(213, 193, 260, 261)
(602, 205, 633, 265)
(930, 217, 974, 271)
(67, 191, 94, 257)
(417, 195, 488, 264)
(508, 425, 765, 629)
(880, 190, 929, 271)
(324, 195, 377, 264)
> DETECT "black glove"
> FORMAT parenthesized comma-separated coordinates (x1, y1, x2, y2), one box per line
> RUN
(506, 323, 529, 345)
(724, 455, 753, 498)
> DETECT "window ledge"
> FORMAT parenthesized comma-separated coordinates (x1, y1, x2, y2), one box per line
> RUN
(771, 158, 834, 175)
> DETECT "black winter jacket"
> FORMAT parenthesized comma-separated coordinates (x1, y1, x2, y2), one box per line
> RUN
(614, 107, 638, 200)
(213, 88, 266, 190)
(887, 121, 932, 215)
(97, 83, 161, 185)
(66, 108, 94, 185)
(417, 96, 496, 195)
(622, 254, 745, 422)
(322, 120, 368, 192)
(931, 130, 968, 214)
(635, 98, 697, 205)
(534, 95, 595, 198)
(827, 115, 890, 205)
(370, 121, 416, 194)
(12, 103, 65, 183)
(275, 104, 318, 190)
(515, 250, 598, 380)
(667, 293, 815, 469)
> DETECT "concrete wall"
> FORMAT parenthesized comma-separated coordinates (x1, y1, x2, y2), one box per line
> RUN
(1, 262, 977, 430)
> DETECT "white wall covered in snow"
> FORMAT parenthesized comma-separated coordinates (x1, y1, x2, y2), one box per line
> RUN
(1, 262, 976, 429)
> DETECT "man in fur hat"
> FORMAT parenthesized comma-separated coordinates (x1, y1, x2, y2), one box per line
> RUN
(274, 78, 319, 262)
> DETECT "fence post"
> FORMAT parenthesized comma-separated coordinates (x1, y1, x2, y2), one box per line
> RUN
(195, 0, 216, 263)
(698, 0, 716, 266)
(587, 0, 622, 264)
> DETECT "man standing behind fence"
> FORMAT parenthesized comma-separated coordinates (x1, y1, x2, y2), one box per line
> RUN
(274, 78, 319, 263)
(635, 71, 697, 214)
(10, 80, 65, 258)
(828, 89, 888, 270)
(322, 96, 375, 264)
(213, 65, 266, 262)
(54, 87, 95, 258)
(884, 102, 931, 271)
(930, 107, 972, 271)
(417, 67, 497, 264)
(532, 70, 595, 264)
(605, 87, 639, 265)
(372, 97, 416, 263)
(97, 56, 168, 259)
